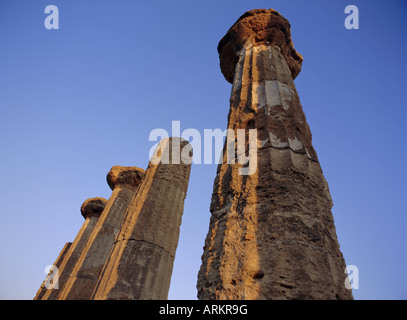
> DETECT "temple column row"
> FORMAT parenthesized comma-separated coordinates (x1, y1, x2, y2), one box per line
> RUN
(38, 197, 107, 300)
(34, 137, 192, 300)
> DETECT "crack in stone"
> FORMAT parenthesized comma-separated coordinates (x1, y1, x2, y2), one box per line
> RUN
(116, 238, 174, 258)
(259, 144, 319, 163)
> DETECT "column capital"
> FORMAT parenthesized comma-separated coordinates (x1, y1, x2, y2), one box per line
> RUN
(218, 8, 303, 83)
(107, 165, 145, 192)
(80, 197, 107, 219)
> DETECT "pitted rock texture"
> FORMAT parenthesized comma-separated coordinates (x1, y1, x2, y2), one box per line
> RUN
(107, 165, 146, 191)
(40, 198, 105, 300)
(218, 8, 303, 83)
(80, 197, 108, 219)
(58, 166, 145, 300)
(92, 138, 192, 300)
(197, 9, 353, 300)
(33, 242, 72, 300)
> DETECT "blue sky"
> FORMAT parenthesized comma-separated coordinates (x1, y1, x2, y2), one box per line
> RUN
(0, 0, 405, 300)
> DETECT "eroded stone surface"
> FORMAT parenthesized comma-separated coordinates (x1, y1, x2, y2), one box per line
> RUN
(107, 165, 145, 191)
(58, 166, 145, 300)
(92, 138, 192, 300)
(40, 198, 106, 300)
(81, 197, 108, 219)
(197, 9, 353, 300)
(33, 242, 72, 300)
(218, 8, 303, 83)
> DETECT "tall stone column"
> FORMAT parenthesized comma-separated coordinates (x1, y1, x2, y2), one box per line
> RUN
(40, 197, 107, 300)
(91, 137, 192, 300)
(197, 9, 353, 300)
(58, 166, 145, 300)
(33, 242, 72, 300)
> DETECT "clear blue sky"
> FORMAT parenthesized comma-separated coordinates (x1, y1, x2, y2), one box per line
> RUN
(0, 0, 405, 300)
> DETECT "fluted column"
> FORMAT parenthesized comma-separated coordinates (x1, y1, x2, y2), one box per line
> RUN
(197, 9, 353, 300)
(40, 197, 107, 300)
(58, 166, 145, 300)
(33, 242, 72, 300)
(91, 137, 192, 300)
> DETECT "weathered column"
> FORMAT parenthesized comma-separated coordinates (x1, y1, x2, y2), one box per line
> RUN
(58, 166, 145, 300)
(91, 137, 192, 300)
(33, 242, 72, 300)
(41, 197, 107, 300)
(197, 9, 353, 300)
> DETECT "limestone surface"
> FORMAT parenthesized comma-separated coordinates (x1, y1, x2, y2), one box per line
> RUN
(58, 166, 145, 300)
(197, 9, 353, 300)
(40, 197, 107, 300)
(218, 8, 303, 83)
(81, 197, 109, 219)
(92, 137, 192, 300)
(33, 242, 72, 300)
(107, 165, 145, 191)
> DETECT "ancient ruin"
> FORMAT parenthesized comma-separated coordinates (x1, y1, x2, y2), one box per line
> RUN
(197, 9, 353, 300)
(34, 138, 192, 300)
(91, 138, 192, 300)
(36, 197, 107, 300)
(33, 242, 71, 300)
(58, 166, 145, 300)
(35, 8, 352, 301)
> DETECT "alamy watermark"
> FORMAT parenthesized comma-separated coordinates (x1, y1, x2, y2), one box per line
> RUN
(344, 5, 359, 30)
(345, 265, 359, 290)
(43, 5, 358, 31)
(42, 263, 359, 291)
(44, 5, 59, 30)
(149, 121, 258, 176)
(44, 265, 59, 290)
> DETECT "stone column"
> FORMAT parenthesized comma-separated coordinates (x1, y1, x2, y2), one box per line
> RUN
(197, 9, 353, 300)
(91, 137, 192, 300)
(41, 197, 107, 300)
(58, 166, 145, 300)
(33, 242, 72, 300)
